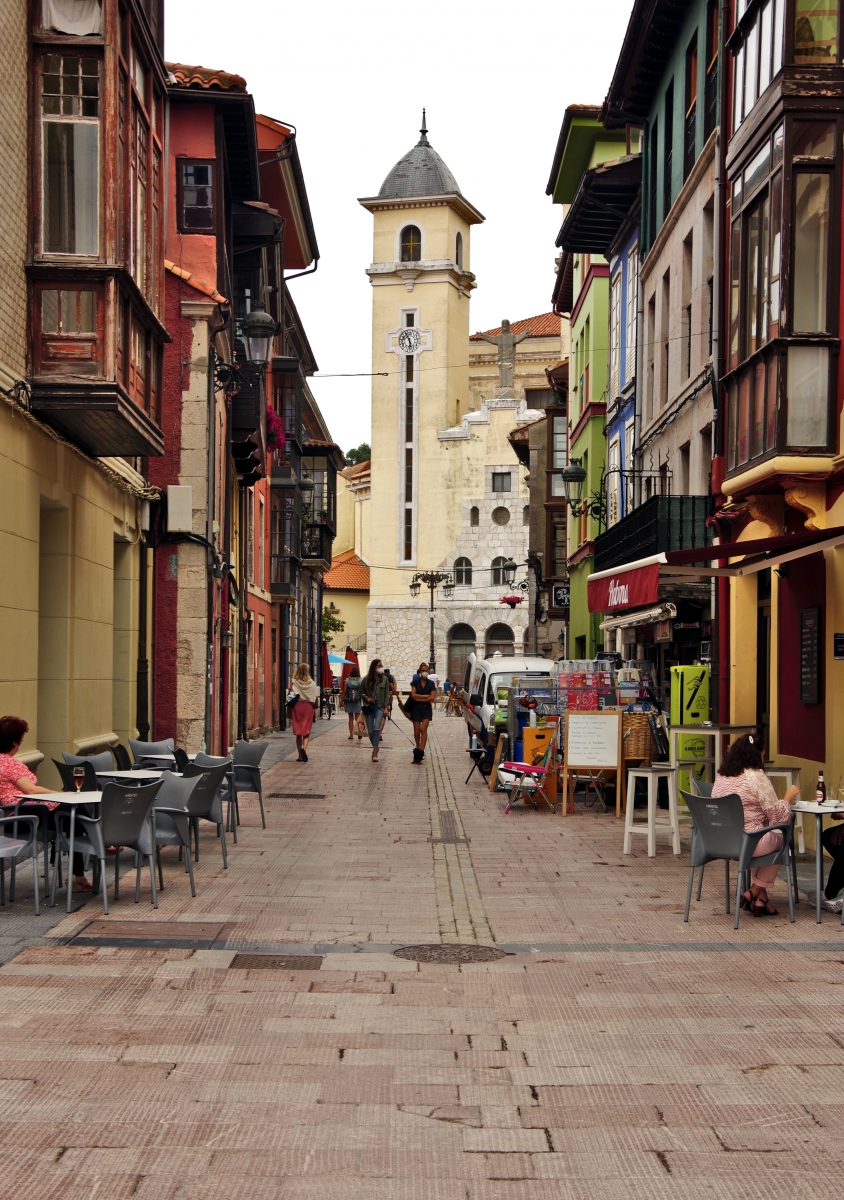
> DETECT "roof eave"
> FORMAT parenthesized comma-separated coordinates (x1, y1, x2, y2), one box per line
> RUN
(358, 192, 485, 225)
(602, 0, 689, 127)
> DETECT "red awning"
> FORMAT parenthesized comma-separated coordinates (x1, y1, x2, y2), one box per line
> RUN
(340, 646, 360, 689)
(587, 562, 660, 612)
(320, 641, 333, 690)
(587, 525, 844, 612)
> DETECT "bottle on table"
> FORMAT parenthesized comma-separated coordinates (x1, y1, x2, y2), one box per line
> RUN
(816, 770, 827, 805)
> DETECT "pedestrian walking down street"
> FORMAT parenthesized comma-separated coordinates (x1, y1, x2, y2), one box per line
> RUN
(288, 663, 319, 762)
(344, 670, 363, 740)
(380, 666, 398, 739)
(361, 658, 390, 762)
(409, 662, 436, 764)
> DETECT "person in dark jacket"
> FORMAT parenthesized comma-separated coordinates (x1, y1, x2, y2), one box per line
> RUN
(409, 662, 436, 764)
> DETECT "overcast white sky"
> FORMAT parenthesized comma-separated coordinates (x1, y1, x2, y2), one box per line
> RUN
(166, 0, 633, 454)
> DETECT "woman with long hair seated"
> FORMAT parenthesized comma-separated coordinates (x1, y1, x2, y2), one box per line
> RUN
(0, 715, 92, 891)
(711, 732, 798, 916)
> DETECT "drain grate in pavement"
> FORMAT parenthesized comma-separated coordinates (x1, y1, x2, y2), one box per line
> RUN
(70, 920, 224, 949)
(394, 944, 508, 964)
(429, 809, 469, 844)
(266, 793, 326, 800)
(230, 953, 324, 971)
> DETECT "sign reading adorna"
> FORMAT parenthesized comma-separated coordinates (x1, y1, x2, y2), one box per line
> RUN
(587, 562, 661, 612)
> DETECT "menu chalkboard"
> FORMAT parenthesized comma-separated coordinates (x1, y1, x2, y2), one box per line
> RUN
(800, 607, 820, 705)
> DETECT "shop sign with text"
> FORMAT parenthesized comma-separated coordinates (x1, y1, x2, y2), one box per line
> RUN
(587, 563, 661, 612)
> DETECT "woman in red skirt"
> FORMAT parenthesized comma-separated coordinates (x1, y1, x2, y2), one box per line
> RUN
(288, 663, 319, 761)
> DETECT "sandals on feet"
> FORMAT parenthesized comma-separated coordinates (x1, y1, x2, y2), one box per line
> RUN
(752, 896, 778, 916)
(740, 890, 754, 911)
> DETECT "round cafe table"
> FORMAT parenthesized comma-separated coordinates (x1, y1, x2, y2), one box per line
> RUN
(792, 799, 844, 924)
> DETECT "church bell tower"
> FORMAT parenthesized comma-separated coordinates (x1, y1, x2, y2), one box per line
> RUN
(358, 113, 484, 574)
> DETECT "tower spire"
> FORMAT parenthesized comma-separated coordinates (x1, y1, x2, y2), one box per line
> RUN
(418, 108, 429, 147)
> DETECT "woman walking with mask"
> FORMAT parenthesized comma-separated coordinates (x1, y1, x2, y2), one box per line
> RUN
(409, 662, 436, 764)
(361, 659, 390, 762)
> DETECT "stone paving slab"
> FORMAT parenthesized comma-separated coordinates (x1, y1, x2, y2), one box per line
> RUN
(0, 717, 842, 1197)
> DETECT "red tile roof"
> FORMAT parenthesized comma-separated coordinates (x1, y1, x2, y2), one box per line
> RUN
(471, 313, 561, 341)
(341, 460, 371, 480)
(166, 63, 247, 93)
(324, 549, 370, 591)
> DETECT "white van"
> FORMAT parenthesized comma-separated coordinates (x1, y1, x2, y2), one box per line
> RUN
(462, 652, 555, 733)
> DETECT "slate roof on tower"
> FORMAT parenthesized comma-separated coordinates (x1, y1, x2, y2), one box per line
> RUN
(378, 111, 462, 199)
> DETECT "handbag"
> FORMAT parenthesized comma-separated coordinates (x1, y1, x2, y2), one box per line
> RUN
(286, 691, 299, 711)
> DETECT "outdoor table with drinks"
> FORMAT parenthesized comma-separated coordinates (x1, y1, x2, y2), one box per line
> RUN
(793, 765, 844, 924)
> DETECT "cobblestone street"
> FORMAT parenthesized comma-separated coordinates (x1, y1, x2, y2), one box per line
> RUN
(1, 717, 843, 1198)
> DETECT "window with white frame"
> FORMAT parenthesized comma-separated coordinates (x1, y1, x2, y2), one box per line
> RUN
(549, 414, 568, 497)
(626, 247, 638, 382)
(610, 273, 622, 399)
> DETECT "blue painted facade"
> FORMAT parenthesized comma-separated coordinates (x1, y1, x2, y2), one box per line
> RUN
(605, 225, 638, 525)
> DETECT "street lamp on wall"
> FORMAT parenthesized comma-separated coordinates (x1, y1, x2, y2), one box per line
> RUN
(558, 460, 587, 511)
(239, 302, 278, 369)
(502, 558, 518, 587)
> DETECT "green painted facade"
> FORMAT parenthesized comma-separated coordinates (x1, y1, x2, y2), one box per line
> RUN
(549, 114, 626, 660)
(642, 0, 720, 253)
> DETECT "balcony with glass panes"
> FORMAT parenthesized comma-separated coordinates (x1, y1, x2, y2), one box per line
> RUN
(29, 13, 167, 459)
(724, 116, 838, 483)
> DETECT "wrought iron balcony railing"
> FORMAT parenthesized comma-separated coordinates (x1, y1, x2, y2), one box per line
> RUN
(593, 494, 711, 573)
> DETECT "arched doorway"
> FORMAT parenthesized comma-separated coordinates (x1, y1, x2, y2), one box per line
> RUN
(447, 623, 476, 684)
(485, 622, 515, 657)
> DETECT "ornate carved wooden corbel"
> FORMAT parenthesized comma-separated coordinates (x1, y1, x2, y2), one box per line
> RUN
(784, 482, 826, 530)
(745, 493, 785, 537)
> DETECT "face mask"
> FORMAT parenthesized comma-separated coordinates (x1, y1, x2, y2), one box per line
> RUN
(420, 673, 428, 680)
(376, 667, 384, 675)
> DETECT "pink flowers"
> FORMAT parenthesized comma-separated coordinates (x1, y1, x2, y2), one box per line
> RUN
(500, 595, 524, 609)
(266, 404, 286, 451)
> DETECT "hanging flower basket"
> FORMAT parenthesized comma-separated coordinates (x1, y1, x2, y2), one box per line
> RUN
(500, 595, 524, 609)
(266, 403, 286, 451)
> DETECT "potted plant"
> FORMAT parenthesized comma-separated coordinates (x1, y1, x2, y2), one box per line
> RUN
(500, 595, 525, 610)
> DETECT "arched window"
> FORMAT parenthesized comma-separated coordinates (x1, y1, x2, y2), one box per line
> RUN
(400, 225, 422, 263)
(485, 622, 515, 657)
(455, 231, 463, 269)
(491, 556, 507, 586)
(470, 506, 479, 527)
(523, 505, 530, 525)
(448, 623, 476, 684)
(454, 557, 472, 585)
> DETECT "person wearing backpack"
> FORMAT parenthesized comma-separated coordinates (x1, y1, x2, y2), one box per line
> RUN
(344, 670, 363, 741)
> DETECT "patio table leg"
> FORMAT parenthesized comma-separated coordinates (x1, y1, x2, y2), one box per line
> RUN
(65, 808, 76, 914)
(816, 813, 823, 924)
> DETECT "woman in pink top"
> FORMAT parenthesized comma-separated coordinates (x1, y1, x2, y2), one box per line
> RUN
(0, 715, 92, 892)
(711, 732, 798, 916)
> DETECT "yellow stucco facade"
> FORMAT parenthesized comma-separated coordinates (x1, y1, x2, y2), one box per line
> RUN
(0, 403, 147, 787)
(357, 129, 541, 686)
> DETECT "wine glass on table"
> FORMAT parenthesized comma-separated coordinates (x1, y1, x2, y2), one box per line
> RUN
(72, 765, 85, 794)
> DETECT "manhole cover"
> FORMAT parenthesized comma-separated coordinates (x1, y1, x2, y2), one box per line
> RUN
(393, 944, 508, 964)
(230, 953, 324, 971)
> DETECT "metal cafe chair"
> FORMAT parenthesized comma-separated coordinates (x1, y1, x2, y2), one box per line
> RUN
(144, 772, 200, 898)
(682, 791, 796, 929)
(55, 780, 163, 914)
(0, 814, 41, 915)
(180, 761, 232, 869)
